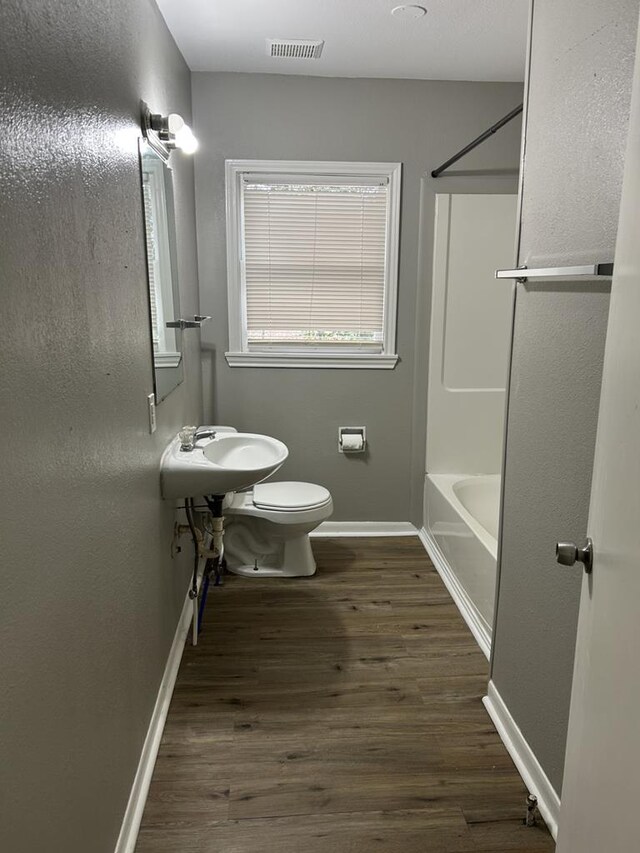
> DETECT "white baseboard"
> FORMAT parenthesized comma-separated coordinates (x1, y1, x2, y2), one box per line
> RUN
(311, 521, 417, 537)
(483, 680, 560, 840)
(114, 569, 203, 853)
(417, 526, 491, 660)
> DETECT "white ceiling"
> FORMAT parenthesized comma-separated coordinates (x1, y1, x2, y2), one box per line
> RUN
(156, 0, 529, 82)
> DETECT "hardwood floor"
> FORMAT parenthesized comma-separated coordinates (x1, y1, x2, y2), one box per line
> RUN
(135, 537, 555, 852)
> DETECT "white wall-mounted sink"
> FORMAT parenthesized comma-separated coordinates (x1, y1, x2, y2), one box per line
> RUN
(161, 432, 288, 499)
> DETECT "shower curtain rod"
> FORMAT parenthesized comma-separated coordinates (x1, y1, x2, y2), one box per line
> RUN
(431, 104, 524, 178)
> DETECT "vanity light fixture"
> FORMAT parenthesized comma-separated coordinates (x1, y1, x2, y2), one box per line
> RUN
(142, 105, 199, 161)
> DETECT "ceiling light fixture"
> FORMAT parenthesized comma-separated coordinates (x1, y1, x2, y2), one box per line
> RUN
(391, 4, 428, 19)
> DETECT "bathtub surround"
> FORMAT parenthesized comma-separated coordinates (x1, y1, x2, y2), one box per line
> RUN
(422, 193, 517, 654)
(192, 72, 523, 523)
(0, 1, 202, 852)
(427, 194, 518, 476)
(489, 0, 638, 813)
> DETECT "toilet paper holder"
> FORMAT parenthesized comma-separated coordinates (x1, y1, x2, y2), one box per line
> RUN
(338, 426, 366, 453)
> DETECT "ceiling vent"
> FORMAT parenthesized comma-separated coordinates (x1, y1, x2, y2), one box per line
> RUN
(268, 39, 325, 60)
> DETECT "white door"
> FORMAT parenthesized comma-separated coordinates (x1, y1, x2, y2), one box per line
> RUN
(556, 21, 640, 853)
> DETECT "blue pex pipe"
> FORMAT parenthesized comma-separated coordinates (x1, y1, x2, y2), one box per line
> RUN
(198, 572, 211, 634)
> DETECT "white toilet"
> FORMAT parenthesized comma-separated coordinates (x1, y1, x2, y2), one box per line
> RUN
(223, 481, 333, 577)
(201, 425, 332, 577)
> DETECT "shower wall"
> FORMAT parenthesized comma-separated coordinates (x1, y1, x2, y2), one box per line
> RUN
(427, 193, 518, 475)
(423, 192, 518, 652)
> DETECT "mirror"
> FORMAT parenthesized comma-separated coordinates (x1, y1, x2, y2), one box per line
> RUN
(139, 138, 183, 402)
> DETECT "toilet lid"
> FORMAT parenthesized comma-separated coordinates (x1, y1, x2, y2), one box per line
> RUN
(253, 482, 331, 511)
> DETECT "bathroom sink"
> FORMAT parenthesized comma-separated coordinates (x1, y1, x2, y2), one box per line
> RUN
(161, 432, 288, 499)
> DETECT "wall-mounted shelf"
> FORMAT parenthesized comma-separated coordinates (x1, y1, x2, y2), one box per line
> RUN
(495, 263, 614, 282)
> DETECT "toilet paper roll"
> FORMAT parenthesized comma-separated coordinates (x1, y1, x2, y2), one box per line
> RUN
(341, 433, 364, 452)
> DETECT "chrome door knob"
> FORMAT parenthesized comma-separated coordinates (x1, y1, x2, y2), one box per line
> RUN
(556, 538, 593, 574)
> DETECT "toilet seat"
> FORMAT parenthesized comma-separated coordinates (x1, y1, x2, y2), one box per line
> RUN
(225, 482, 333, 525)
(253, 482, 331, 512)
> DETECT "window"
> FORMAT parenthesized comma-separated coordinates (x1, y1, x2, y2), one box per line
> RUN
(225, 160, 401, 368)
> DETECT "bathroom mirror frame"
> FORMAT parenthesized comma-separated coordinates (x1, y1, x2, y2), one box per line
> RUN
(138, 136, 184, 403)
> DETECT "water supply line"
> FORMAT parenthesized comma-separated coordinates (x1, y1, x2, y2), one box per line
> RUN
(184, 497, 200, 601)
(182, 495, 227, 645)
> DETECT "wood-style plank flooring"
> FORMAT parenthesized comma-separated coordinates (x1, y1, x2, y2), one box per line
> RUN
(136, 537, 555, 852)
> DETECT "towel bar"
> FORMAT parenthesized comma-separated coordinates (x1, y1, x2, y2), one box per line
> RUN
(495, 264, 614, 281)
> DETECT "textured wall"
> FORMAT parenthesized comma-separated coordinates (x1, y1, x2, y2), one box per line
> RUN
(192, 72, 522, 522)
(494, 284, 610, 793)
(491, 0, 638, 796)
(519, 0, 638, 267)
(0, 2, 202, 851)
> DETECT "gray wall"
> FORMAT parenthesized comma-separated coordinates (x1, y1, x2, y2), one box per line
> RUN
(192, 72, 522, 523)
(0, 2, 202, 851)
(491, 0, 638, 796)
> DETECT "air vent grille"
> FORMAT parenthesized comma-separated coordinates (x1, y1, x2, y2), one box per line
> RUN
(268, 39, 325, 60)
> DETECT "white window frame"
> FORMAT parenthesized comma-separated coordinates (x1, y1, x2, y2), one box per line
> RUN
(224, 159, 401, 369)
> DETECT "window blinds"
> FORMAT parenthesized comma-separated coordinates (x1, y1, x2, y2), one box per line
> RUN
(242, 178, 388, 347)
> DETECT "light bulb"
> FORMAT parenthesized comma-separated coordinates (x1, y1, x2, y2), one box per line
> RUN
(174, 124, 199, 154)
(166, 113, 185, 135)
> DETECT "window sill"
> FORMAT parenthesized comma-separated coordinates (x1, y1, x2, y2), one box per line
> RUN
(155, 351, 182, 369)
(224, 351, 399, 369)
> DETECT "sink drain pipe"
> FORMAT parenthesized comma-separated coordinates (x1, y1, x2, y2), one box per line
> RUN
(184, 496, 226, 643)
(205, 495, 225, 569)
(197, 495, 225, 635)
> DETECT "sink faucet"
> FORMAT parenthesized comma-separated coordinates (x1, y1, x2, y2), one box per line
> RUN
(179, 426, 217, 452)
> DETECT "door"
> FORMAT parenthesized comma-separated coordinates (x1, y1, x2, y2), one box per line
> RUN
(556, 21, 640, 853)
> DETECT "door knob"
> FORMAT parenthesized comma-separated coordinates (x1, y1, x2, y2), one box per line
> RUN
(556, 538, 593, 574)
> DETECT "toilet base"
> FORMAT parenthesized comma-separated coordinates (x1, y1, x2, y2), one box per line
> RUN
(226, 532, 317, 578)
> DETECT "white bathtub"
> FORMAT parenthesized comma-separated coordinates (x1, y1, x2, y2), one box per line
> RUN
(424, 473, 500, 652)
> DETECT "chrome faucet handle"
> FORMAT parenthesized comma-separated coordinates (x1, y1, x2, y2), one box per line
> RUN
(179, 425, 197, 452)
